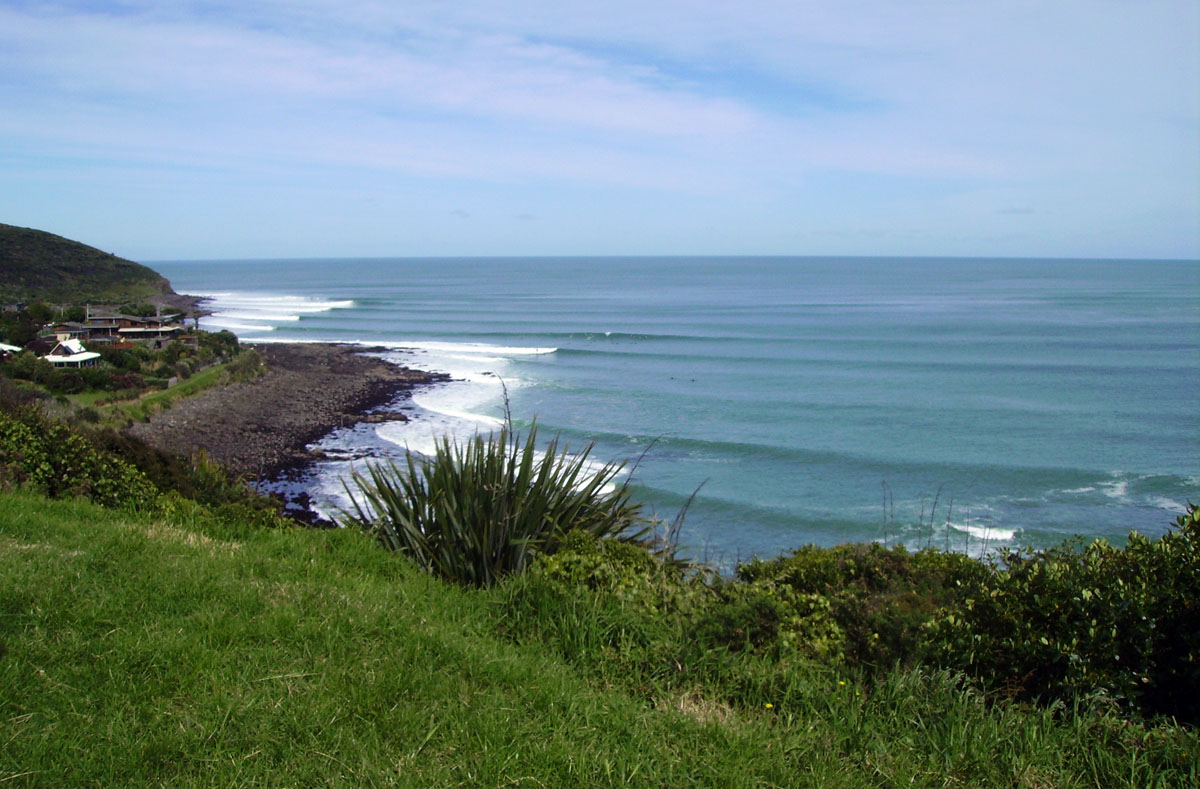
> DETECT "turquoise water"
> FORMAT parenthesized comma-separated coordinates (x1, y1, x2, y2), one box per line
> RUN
(152, 257, 1200, 562)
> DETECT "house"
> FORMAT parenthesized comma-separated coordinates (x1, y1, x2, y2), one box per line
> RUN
(78, 310, 122, 341)
(117, 318, 183, 349)
(39, 309, 187, 350)
(48, 322, 93, 342)
(87, 310, 184, 349)
(43, 339, 101, 368)
(0, 342, 21, 361)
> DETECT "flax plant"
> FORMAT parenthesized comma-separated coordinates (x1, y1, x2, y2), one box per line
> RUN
(341, 423, 651, 587)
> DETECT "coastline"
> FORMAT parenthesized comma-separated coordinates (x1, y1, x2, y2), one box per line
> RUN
(128, 342, 446, 485)
(147, 261, 1199, 556)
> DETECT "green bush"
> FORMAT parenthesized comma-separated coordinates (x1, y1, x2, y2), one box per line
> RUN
(925, 504, 1200, 722)
(690, 578, 842, 660)
(1, 351, 57, 387)
(737, 542, 988, 669)
(98, 345, 145, 372)
(495, 509, 1200, 728)
(0, 406, 157, 509)
(198, 329, 239, 358)
(222, 349, 263, 382)
(531, 529, 701, 616)
(341, 423, 652, 587)
(536, 530, 659, 592)
(85, 431, 278, 512)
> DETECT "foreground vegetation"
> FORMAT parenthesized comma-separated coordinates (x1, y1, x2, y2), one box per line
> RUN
(2, 491, 1195, 786)
(1, 382, 1196, 784)
(342, 422, 650, 587)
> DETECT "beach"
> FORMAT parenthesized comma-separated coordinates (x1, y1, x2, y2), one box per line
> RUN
(129, 342, 445, 480)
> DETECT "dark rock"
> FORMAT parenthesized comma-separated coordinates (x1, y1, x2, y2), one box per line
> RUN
(128, 342, 440, 480)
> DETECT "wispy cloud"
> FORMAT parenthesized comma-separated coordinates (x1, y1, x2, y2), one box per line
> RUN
(0, 0, 1195, 257)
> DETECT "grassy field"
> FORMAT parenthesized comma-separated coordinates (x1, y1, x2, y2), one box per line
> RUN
(62, 353, 258, 427)
(117, 361, 228, 421)
(2, 491, 1195, 786)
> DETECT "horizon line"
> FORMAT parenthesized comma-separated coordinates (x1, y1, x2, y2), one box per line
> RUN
(146, 253, 1200, 264)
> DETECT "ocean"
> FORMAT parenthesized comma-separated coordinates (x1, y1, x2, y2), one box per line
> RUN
(151, 257, 1200, 564)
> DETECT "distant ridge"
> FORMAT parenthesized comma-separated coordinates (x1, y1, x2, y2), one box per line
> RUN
(0, 223, 174, 304)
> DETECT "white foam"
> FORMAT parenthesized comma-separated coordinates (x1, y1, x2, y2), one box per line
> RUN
(199, 292, 354, 311)
(200, 310, 593, 518)
(363, 337, 622, 500)
(948, 520, 1017, 542)
(235, 335, 321, 344)
(1061, 486, 1096, 494)
(1147, 496, 1186, 513)
(196, 291, 355, 338)
(1099, 478, 1130, 500)
(373, 422, 623, 497)
(363, 339, 557, 356)
(211, 311, 302, 322)
(409, 396, 506, 428)
(202, 319, 277, 332)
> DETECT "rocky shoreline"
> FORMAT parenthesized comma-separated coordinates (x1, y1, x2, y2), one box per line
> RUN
(128, 342, 445, 481)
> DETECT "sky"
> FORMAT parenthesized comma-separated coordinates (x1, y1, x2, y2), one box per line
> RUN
(1, 0, 1197, 260)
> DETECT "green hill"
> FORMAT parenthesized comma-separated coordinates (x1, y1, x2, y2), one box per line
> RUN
(0, 223, 174, 304)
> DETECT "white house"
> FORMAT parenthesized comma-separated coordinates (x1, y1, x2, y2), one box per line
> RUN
(43, 339, 101, 368)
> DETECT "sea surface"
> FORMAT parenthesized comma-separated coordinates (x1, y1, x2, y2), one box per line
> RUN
(152, 257, 1200, 564)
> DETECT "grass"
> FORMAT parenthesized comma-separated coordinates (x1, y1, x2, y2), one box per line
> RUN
(2, 490, 1195, 786)
(60, 355, 254, 427)
(132, 361, 226, 411)
(64, 389, 114, 409)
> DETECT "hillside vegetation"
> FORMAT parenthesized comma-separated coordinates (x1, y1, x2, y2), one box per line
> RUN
(2, 491, 1196, 786)
(0, 223, 173, 304)
(0, 375, 1196, 784)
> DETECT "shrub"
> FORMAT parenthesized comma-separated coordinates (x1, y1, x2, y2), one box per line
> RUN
(0, 406, 157, 509)
(222, 349, 263, 382)
(85, 431, 268, 509)
(495, 531, 714, 697)
(341, 423, 652, 587)
(686, 577, 842, 662)
(736, 542, 988, 669)
(925, 504, 1200, 722)
(531, 529, 700, 616)
(107, 371, 144, 391)
(98, 346, 142, 372)
(1, 352, 57, 387)
(75, 406, 101, 424)
(198, 329, 239, 358)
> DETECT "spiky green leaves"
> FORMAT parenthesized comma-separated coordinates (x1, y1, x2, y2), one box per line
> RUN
(341, 423, 650, 587)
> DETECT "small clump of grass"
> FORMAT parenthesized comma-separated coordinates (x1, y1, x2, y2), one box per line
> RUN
(340, 422, 652, 587)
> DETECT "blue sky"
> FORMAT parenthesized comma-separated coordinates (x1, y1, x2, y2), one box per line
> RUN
(1, 0, 1197, 260)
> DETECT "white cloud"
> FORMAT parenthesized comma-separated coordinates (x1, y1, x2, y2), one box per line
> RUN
(0, 0, 1196, 256)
